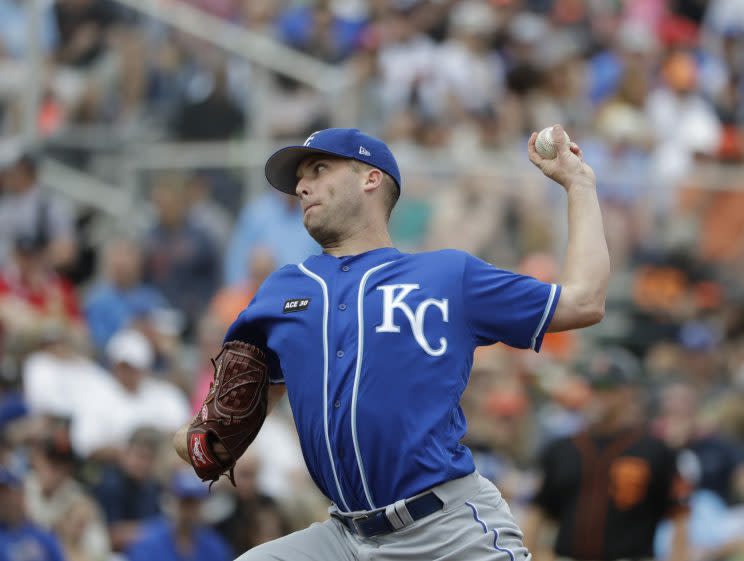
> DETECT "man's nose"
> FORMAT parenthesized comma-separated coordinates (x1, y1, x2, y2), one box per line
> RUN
(295, 177, 310, 197)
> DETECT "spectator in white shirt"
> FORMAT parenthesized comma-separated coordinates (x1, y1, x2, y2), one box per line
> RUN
(70, 329, 190, 459)
(23, 331, 110, 421)
(647, 51, 723, 209)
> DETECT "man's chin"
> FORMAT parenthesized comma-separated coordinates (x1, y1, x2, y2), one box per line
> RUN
(305, 222, 337, 247)
(303, 215, 318, 234)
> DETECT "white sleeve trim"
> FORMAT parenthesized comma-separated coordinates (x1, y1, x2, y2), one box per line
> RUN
(530, 283, 557, 351)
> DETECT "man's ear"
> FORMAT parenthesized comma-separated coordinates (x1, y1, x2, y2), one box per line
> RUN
(362, 168, 384, 193)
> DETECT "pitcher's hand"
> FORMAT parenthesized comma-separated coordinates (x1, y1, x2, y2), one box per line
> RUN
(528, 124, 596, 190)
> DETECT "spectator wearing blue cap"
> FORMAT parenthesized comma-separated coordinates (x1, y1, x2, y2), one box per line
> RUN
(125, 469, 232, 561)
(0, 464, 66, 561)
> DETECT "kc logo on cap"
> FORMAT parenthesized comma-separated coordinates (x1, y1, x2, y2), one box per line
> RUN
(303, 132, 319, 147)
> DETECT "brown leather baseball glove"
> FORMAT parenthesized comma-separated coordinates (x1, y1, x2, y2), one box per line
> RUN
(187, 340, 269, 485)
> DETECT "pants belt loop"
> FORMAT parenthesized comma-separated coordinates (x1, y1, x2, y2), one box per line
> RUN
(385, 499, 414, 530)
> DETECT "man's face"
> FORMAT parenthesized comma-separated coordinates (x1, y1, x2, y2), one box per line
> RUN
(233, 453, 260, 501)
(175, 497, 204, 528)
(0, 484, 24, 525)
(295, 157, 365, 245)
(13, 247, 45, 275)
(151, 183, 188, 229)
(106, 241, 143, 287)
(3, 162, 33, 194)
(114, 362, 145, 393)
(122, 442, 157, 481)
(583, 385, 632, 427)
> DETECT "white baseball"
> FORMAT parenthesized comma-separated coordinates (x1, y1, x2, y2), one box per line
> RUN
(535, 127, 570, 159)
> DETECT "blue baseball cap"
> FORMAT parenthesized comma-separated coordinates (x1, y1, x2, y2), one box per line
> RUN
(264, 128, 401, 195)
(170, 469, 209, 499)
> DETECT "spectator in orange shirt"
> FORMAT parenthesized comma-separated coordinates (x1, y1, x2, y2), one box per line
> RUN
(208, 245, 276, 331)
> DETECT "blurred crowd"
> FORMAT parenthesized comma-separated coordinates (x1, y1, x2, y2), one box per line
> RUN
(1, 0, 744, 560)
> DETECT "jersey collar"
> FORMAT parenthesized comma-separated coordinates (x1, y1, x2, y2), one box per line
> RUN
(307, 247, 401, 265)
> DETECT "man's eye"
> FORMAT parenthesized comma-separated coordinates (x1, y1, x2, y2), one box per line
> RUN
(314, 163, 325, 174)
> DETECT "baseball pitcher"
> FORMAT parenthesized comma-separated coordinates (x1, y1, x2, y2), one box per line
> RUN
(175, 126, 609, 560)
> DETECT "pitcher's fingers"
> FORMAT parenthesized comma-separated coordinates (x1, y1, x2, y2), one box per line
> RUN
(553, 124, 570, 155)
(569, 142, 584, 160)
(213, 441, 231, 463)
(528, 132, 541, 164)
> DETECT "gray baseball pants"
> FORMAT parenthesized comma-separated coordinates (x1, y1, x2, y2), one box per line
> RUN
(235, 472, 531, 561)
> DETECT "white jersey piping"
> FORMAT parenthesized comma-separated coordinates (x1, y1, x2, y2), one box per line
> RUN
(298, 263, 350, 511)
(352, 261, 394, 509)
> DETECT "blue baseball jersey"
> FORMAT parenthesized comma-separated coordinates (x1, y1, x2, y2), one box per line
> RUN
(225, 248, 560, 512)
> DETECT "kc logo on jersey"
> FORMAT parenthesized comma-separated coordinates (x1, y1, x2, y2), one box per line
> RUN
(284, 298, 311, 313)
(375, 284, 449, 356)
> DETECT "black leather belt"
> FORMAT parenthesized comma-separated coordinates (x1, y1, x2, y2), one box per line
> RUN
(332, 492, 444, 538)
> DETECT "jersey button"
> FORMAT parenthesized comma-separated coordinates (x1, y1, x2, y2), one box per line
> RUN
(338, 303, 347, 311)
(334, 400, 341, 408)
(341, 265, 350, 272)
(336, 350, 344, 358)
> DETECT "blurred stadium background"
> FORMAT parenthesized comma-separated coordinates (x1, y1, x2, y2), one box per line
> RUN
(0, 0, 744, 560)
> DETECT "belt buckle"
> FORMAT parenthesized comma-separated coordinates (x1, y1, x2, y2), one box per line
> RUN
(351, 514, 370, 536)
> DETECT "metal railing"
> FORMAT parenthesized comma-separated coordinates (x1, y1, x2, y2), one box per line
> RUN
(112, 0, 351, 93)
(12, 0, 360, 218)
(40, 160, 130, 216)
(14, 0, 744, 226)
